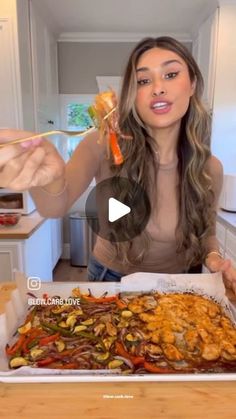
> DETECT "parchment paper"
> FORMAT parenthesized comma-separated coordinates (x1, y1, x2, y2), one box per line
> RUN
(0, 270, 235, 379)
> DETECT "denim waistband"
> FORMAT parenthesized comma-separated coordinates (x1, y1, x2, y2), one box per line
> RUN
(87, 254, 123, 282)
(87, 255, 202, 281)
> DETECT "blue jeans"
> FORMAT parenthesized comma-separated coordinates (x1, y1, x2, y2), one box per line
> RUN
(87, 255, 202, 281)
(87, 254, 123, 281)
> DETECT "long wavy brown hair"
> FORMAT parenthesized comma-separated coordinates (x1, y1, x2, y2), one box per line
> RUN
(109, 36, 214, 269)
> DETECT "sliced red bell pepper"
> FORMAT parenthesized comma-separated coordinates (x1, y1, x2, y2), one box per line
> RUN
(144, 361, 174, 374)
(37, 357, 55, 367)
(72, 288, 118, 303)
(116, 299, 127, 309)
(22, 328, 45, 353)
(39, 332, 60, 346)
(22, 337, 36, 353)
(109, 130, 124, 165)
(5, 335, 26, 356)
(115, 342, 145, 366)
(83, 295, 118, 303)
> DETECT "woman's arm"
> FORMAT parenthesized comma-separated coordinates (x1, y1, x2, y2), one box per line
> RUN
(30, 130, 105, 217)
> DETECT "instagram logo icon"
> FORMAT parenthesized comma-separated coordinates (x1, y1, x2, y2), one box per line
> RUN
(27, 276, 41, 291)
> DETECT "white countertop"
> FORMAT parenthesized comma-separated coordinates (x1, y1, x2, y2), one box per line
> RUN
(217, 209, 236, 232)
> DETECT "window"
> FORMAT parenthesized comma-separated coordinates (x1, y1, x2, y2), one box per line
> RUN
(60, 94, 95, 160)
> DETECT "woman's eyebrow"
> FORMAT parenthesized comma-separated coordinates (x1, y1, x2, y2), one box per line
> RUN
(136, 59, 184, 72)
(161, 59, 183, 67)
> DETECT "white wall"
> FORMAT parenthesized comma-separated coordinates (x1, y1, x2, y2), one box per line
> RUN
(211, 3, 236, 174)
(57, 40, 192, 94)
(0, 0, 35, 130)
(0, 0, 15, 15)
(16, 0, 35, 130)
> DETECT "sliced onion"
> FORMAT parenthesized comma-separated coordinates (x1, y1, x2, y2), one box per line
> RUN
(146, 353, 163, 360)
(86, 307, 111, 315)
(119, 328, 128, 343)
(132, 328, 146, 339)
(60, 336, 84, 342)
(71, 345, 94, 355)
(114, 355, 134, 369)
(72, 356, 91, 369)
(74, 350, 92, 357)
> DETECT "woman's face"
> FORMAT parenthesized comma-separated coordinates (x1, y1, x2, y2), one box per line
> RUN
(134, 47, 195, 131)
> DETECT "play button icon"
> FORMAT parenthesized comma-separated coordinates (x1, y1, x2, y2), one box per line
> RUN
(108, 198, 131, 222)
(85, 177, 151, 242)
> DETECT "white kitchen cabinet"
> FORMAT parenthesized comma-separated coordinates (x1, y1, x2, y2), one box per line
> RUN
(0, 218, 63, 282)
(192, 9, 219, 111)
(216, 221, 226, 257)
(210, 3, 236, 174)
(23, 219, 53, 280)
(0, 18, 20, 128)
(225, 230, 236, 267)
(0, 0, 35, 130)
(50, 218, 63, 269)
(0, 0, 59, 132)
(216, 217, 236, 268)
(0, 241, 24, 281)
(30, 0, 60, 134)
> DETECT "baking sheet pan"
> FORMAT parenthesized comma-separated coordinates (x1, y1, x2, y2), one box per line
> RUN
(1, 271, 236, 383)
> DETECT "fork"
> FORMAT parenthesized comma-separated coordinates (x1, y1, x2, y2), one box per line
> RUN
(0, 127, 96, 148)
(0, 107, 116, 148)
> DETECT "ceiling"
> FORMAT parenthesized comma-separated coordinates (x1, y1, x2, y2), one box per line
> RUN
(35, 0, 219, 39)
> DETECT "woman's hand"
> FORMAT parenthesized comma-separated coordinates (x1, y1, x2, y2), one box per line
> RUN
(0, 129, 65, 191)
(205, 253, 236, 294)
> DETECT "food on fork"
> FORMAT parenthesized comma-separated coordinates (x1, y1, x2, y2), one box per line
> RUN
(0, 91, 132, 166)
(88, 90, 132, 165)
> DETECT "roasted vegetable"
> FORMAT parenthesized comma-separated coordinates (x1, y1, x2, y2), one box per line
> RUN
(10, 357, 28, 368)
(6, 289, 236, 374)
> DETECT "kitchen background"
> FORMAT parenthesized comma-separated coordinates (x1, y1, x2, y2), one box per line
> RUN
(0, 0, 235, 282)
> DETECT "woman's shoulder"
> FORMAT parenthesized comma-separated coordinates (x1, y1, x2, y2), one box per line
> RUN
(205, 155, 223, 181)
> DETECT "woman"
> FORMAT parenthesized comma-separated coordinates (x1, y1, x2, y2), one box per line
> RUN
(0, 37, 235, 289)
